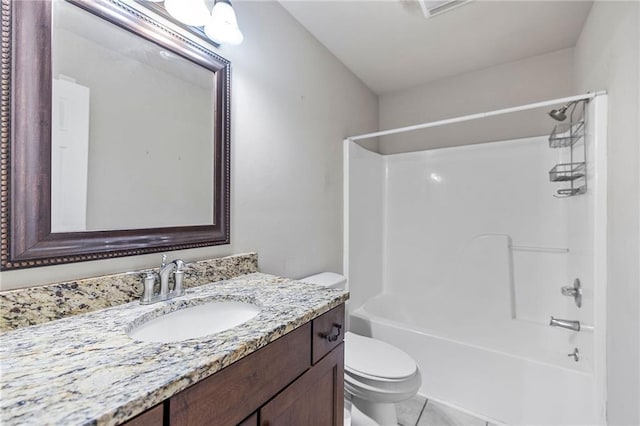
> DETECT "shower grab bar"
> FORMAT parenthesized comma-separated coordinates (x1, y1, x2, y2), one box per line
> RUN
(510, 245, 569, 254)
(460, 234, 569, 253)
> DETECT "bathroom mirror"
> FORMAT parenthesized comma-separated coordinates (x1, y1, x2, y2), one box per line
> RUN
(1, 0, 231, 270)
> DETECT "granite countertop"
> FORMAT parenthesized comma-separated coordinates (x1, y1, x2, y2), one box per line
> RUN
(0, 272, 348, 425)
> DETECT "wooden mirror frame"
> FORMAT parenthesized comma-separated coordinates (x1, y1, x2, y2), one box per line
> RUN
(0, 0, 231, 270)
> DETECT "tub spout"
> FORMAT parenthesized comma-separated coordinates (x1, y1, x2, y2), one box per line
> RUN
(549, 316, 580, 331)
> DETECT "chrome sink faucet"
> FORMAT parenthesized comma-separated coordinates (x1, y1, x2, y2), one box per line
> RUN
(140, 254, 186, 305)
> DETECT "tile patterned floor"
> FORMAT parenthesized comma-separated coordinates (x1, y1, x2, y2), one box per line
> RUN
(397, 396, 489, 426)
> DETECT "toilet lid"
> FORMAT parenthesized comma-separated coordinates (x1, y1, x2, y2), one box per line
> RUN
(345, 332, 418, 380)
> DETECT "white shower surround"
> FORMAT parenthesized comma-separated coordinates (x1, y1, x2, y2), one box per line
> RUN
(344, 95, 607, 425)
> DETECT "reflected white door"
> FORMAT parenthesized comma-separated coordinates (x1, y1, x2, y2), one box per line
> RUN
(51, 77, 90, 232)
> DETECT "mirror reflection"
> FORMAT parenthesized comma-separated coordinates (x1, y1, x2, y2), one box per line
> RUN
(51, 0, 215, 233)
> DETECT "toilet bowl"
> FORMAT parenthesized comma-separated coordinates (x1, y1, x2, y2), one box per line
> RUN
(299, 272, 422, 426)
(345, 331, 422, 425)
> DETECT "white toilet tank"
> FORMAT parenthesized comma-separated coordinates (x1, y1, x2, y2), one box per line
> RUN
(299, 272, 346, 291)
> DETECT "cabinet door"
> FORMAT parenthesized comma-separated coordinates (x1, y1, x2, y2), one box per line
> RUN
(260, 343, 344, 426)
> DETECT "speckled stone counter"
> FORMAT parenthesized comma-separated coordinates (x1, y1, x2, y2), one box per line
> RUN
(0, 272, 348, 425)
(0, 253, 258, 331)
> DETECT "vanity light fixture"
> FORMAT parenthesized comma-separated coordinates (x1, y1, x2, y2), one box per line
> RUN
(205, 0, 244, 46)
(145, 0, 244, 45)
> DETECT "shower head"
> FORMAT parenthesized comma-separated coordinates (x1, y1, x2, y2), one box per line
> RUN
(548, 101, 577, 121)
(548, 108, 567, 121)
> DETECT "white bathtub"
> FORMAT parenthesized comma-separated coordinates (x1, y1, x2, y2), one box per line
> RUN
(350, 293, 603, 426)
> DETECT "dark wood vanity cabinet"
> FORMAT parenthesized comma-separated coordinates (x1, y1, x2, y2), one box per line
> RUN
(260, 342, 344, 426)
(122, 404, 165, 426)
(124, 304, 345, 426)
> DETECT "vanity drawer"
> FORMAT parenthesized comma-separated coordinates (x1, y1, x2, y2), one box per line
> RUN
(312, 304, 345, 364)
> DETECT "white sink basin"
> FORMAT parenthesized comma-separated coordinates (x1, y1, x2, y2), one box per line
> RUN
(128, 300, 261, 343)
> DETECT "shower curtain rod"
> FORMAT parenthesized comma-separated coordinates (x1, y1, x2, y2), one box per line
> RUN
(347, 91, 607, 141)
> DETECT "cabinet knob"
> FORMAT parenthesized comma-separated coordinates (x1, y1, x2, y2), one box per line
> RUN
(321, 323, 342, 342)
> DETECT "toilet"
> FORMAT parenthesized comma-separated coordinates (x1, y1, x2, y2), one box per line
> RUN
(299, 272, 422, 426)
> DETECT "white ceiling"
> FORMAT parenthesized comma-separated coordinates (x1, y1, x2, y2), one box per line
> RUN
(279, 0, 593, 94)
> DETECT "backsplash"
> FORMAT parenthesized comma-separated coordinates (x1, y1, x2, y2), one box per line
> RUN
(0, 253, 258, 332)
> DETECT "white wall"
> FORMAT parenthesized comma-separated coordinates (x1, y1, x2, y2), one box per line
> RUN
(573, 2, 640, 424)
(378, 48, 574, 154)
(0, 1, 378, 290)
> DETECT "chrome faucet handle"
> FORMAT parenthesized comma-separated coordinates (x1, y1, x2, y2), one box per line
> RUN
(561, 278, 582, 308)
(172, 259, 185, 297)
(141, 272, 157, 304)
(567, 348, 580, 362)
(160, 253, 167, 269)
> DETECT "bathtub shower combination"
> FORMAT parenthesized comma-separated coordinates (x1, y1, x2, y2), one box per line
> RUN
(344, 94, 608, 425)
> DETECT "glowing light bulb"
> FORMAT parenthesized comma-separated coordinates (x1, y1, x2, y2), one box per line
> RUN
(204, 0, 244, 45)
